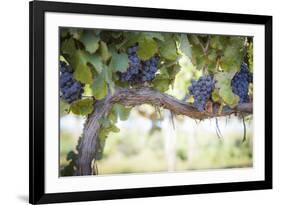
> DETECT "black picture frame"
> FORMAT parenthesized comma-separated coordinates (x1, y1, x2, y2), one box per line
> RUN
(29, 1, 272, 204)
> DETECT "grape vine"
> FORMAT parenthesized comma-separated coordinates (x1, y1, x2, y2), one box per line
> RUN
(58, 28, 254, 176)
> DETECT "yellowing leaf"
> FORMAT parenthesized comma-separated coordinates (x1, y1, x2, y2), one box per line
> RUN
(70, 98, 94, 115)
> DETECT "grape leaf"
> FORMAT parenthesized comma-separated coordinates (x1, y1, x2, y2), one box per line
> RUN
(214, 72, 239, 107)
(87, 54, 103, 74)
(155, 66, 170, 80)
(123, 32, 142, 48)
(110, 51, 129, 72)
(111, 32, 122, 39)
(99, 41, 112, 63)
(159, 37, 177, 61)
(137, 37, 158, 60)
(80, 31, 100, 53)
(103, 65, 115, 94)
(188, 34, 201, 45)
(70, 98, 94, 115)
(220, 44, 243, 72)
(96, 121, 120, 160)
(68, 28, 83, 39)
(247, 41, 253, 73)
(144, 32, 164, 41)
(178, 34, 192, 59)
(210, 36, 224, 50)
(211, 89, 220, 102)
(98, 119, 120, 138)
(112, 104, 132, 121)
(73, 50, 93, 84)
(91, 71, 107, 100)
(152, 78, 170, 92)
(61, 38, 76, 56)
(95, 136, 107, 160)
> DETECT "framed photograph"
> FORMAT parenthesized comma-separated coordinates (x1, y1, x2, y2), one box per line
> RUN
(29, 0, 272, 204)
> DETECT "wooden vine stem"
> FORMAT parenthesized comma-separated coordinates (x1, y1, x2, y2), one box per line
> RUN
(75, 87, 253, 176)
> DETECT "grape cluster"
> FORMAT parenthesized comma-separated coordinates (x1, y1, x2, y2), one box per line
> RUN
(188, 75, 215, 112)
(231, 63, 253, 103)
(59, 61, 84, 104)
(119, 45, 159, 83)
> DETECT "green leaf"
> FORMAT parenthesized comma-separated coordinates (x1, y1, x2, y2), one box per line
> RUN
(123, 32, 142, 48)
(111, 32, 122, 39)
(156, 66, 170, 80)
(112, 104, 132, 121)
(108, 110, 117, 123)
(110, 52, 129, 72)
(152, 78, 170, 92)
(98, 117, 111, 128)
(211, 89, 220, 102)
(70, 98, 94, 115)
(220, 44, 243, 72)
(96, 120, 120, 160)
(73, 51, 93, 84)
(144, 32, 164, 41)
(214, 72, 239, 107)
(219, 87, 239, 107)
(60, 100, 70, 117)
(87, 54, 103, 74)
(210, 36, 224, 50)
(247, 41, 253, 72)
(92, 71, 107, 100)
(103, 65, 115, 93)
(80, 31, 100, 53)
(95, 136, 107, 160)
(159, 37, 177, 61)
(189, 34, 201, 45)
(68, 28, 83, 39)
(178, 34, 192, 59)
(218, 37, 244, 72)
(100, 41, 112, 63)
(137, 37, 158, 60)
(61, 38, 76, 56)
(99, 120, 120, 138)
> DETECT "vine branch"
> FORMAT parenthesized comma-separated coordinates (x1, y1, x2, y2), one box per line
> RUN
(76, 86, 252, 176)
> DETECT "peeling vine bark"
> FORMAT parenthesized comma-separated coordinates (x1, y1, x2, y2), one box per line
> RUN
(76, 87, 253, 176)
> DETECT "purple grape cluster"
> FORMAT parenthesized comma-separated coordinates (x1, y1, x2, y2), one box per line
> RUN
(188, 75, 215, 112)
(59, 61, 84, 104)
(119, 45, 159, 83)
(231, 63, 253, 103)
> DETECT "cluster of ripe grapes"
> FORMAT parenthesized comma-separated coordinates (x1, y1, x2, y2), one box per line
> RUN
(188, 63, 253, 112)
(59, 61, 84, 104)
(188, 75, 215, 112)
(231, 63, 253, 103)
(119, 45, 159, 83)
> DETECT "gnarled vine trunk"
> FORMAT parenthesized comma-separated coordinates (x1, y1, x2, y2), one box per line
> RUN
(75, 87, 253, 176)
